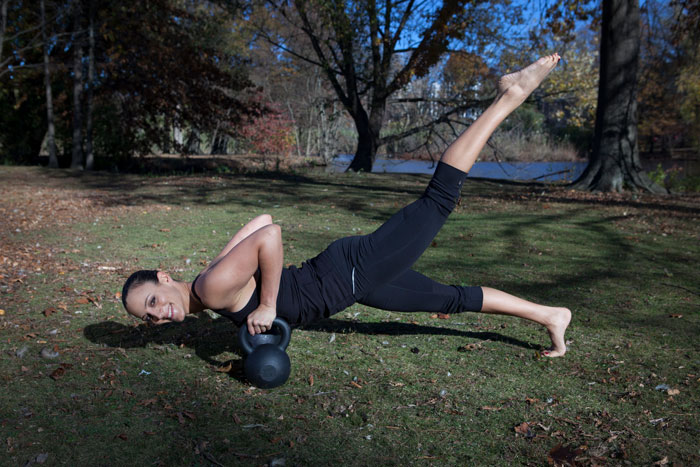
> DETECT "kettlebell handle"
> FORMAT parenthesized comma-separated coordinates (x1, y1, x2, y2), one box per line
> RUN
(239, 317, 291, 355)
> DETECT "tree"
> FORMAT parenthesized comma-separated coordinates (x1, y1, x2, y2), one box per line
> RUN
(84, 0, 95, 169)
(70, 0, 83, 169)
(672, 0, 700, 153)
(263, 0, 513, 171)
(40, 0, 58, 168)
(1, 0, 257, 167)
(1, 0, 8, 64)
(573, 0, 664, 192)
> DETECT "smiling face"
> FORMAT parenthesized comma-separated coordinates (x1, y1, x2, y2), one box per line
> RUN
(124, 271, 187, 325)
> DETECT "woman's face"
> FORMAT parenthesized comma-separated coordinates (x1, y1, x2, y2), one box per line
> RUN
(125, 272, 186, 325)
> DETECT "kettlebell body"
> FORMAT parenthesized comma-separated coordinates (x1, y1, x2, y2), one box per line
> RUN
(238, 318, 291, 389)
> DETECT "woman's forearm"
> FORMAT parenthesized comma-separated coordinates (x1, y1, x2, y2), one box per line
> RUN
(256, 224, 283, 310)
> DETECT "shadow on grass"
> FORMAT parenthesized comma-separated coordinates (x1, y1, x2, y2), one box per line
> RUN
(82, 316, 251, 381)
(82, 315, 541, 367)
(15, 166, 699, 216)
(302, 318, 541, 351)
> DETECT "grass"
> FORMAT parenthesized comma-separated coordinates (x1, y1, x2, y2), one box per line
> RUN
(0, 165, 698, 466)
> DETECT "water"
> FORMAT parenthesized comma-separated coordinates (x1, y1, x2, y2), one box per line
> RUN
(331, 155, 587, 182)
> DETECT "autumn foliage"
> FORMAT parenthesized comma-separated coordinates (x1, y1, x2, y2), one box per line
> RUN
(236, 96, 296, 156)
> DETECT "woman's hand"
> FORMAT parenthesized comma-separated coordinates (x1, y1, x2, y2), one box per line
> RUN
(246, 304, 277, 335)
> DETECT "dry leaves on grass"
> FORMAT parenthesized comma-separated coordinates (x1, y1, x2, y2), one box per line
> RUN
(514, 422, 533, 438)
(547, 443, 584, 466)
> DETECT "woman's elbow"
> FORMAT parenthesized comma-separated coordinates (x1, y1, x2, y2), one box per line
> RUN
(256, 214, 273, 225)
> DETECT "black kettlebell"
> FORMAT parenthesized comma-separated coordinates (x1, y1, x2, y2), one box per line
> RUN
(238, 318, 292, 389)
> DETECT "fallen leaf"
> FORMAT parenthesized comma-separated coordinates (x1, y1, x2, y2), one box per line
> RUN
(42, 307, 57, 317)
(457, 343, 480, 352)
(514, 422, 532, 437)
(350, 381, 362, 389)
(667, 389, 680, 396)
(308, 374, 314, 386)
(116, 433, 128, 441)
(49, 367, 65, 380)
(159, 228, 171, 232)
(669, 314, 683, 318)
(653, 456, 669, 466)
(437, 313, 450, 319)
(75, 297, 90, 305)
(214, 362, 232, 373)
(480, 406, 502, 411)
(548, 443, 582, 465)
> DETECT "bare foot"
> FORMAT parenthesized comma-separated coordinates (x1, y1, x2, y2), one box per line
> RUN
(542, 307, 571, 358)
(496, 53, 561, 108)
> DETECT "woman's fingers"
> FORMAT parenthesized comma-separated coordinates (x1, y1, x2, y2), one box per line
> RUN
(247, 318, 271, 335)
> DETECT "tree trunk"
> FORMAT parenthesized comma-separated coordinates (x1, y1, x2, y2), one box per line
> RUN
(210, 132, 229, 155)
(185, 129, 201, 154)
(41, 0, 58, 168)
(573, 0, 664, 193)
(70, 1, 84, 170)
(85, 0, 95, 170)
(347, 103, 385, 172)
(0, 0, 8, 65)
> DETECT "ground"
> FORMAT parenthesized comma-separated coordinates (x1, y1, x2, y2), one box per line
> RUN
(0, 164, 698, 466)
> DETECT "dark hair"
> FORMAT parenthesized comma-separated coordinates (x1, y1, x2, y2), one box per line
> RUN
(122, 270, 159, 310)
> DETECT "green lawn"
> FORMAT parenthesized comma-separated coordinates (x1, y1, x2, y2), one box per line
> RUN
(1, 165, 698, 465)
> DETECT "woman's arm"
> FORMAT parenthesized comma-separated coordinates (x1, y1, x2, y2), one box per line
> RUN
(196, 223, 283, 334)
(211, 214, 273, 263)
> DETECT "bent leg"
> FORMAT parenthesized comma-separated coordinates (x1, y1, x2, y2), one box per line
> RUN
(358, 273, 571, 357)
(358, 269, 482, 314)
(481, 287, 571, 357)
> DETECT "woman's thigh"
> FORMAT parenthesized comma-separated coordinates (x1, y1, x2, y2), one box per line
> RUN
(357, 269, 483, 313)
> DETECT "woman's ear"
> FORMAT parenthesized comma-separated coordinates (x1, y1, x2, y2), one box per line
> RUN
(157, 271, 172, 283)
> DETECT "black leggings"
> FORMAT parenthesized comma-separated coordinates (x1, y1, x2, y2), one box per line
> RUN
(326, 161, 483, 314)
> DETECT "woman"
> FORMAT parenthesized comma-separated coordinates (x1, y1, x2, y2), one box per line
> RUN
(122, 54, 571, 358)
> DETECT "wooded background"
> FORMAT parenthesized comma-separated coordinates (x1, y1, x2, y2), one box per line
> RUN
(0, 0, 698, 191)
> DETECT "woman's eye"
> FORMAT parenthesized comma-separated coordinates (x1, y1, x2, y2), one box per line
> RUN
(150, 297, 156, 307)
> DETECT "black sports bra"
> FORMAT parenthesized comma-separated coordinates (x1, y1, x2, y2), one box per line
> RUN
(190, 274, 260, 326)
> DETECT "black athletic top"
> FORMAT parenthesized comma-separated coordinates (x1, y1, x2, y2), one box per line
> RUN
(190, 247, 355, 328)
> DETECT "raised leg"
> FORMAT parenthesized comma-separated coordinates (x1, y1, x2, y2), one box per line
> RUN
(440, 54, 560, 174)
(342, 55, 561, 303)
(481, 287, 571, 357)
